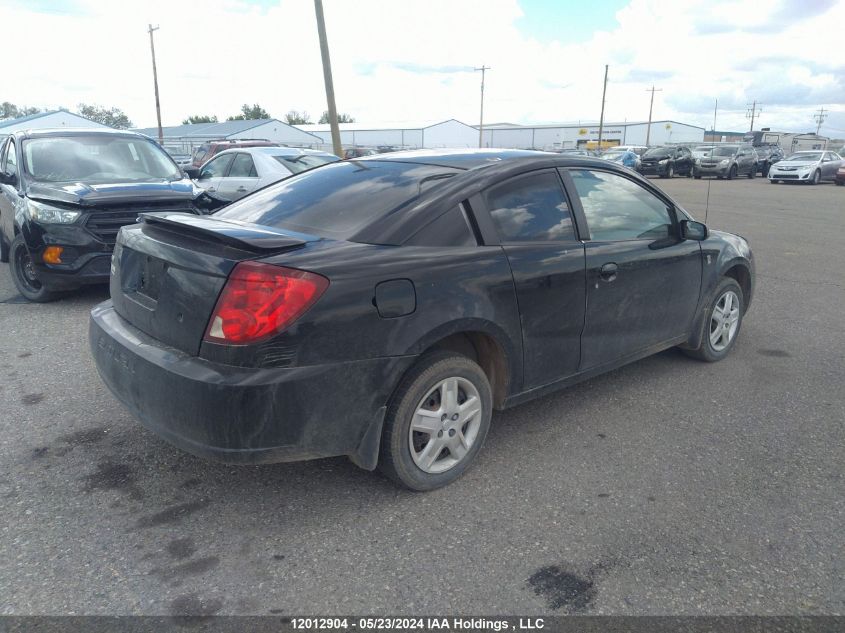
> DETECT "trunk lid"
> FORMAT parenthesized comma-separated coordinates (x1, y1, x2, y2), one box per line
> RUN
(110, 212, 318, 355)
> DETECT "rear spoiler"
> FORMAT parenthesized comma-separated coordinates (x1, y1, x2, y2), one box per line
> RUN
(139, 212, 315, 251)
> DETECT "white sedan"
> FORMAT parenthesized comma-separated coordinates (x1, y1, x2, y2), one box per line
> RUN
(192, 147, 340, 202)
(768, 150, 843, 185)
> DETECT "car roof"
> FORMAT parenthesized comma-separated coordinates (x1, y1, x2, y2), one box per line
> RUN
(350, 148, 557, 170)
(213, 146, 336, 158)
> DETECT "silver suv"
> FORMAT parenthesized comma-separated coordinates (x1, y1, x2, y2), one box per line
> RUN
(694, 144, 758, 179)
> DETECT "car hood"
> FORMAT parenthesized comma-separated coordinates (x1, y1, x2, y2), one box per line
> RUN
(772, 160, 817, 168)
(25, 179, 198, 207)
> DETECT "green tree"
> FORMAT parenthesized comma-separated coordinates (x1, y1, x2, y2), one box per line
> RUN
(284, 110, 312, 125)
(0, 103, 41, 119)
(227, 104, 271, 121)
(77, 103, 133, 129)
(182, 114, 218, 125)
(318, 110, 355, 124)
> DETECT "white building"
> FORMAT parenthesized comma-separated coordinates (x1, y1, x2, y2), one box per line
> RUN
(0, 110, 110, 134)
(132, 119, 323, 154)
(480, 120, 706, 150)
(296, 119, 480, 149)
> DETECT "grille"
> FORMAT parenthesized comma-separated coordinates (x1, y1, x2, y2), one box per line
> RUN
(85, 210, 143, 245)
(85, 204, 194, 245)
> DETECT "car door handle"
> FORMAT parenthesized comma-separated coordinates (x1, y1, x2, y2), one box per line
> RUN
(599, 263, 618, 282)
(206, 187, 216, 192)
(236, 187, 248, 192)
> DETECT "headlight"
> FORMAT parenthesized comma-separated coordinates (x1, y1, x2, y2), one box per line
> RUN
(26, 199, 81, 224)
(658, 159, 668, 164)
(719, 159, 730, 166)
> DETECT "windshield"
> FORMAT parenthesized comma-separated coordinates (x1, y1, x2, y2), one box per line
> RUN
(23, 136, 181, 183)
(213, 160, 462, 240)
(643, 147, 671, 158)
(692, 146, 715, 157)
(785, 153, 821, 162)
(272, 153, 339, 174)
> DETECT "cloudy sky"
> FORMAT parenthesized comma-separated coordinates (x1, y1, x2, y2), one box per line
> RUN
(1, 0, 843, 136)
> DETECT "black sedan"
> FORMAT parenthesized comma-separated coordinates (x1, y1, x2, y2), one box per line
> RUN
(638, 145, 695, 178)
(90, 150, 754, 490)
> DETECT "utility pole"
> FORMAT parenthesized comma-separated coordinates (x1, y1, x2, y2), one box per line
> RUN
(147, 24, 163, 144)
(597, 65, 608, 150)
(314, 0, 342, 157)
(712, 98, 718, 139)
(645, 84, 662, 146)
(814, 107, 827, 135)
(474, 65, 490, 148)
(746, 100, 761, 131)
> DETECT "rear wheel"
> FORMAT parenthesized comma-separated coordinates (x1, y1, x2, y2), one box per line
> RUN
(9, 235, 58, 303)
(378, 351, 492, 491)
(682, 278, 744, 362)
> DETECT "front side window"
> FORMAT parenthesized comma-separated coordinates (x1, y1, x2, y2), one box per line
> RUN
(199, 153, 234, 179)
(569, 170, 673, 242)
(228, 153, 257, 178)
(484, 170, 574, 242)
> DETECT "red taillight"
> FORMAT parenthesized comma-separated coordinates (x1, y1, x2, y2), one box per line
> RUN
(204, 261, 329, 345)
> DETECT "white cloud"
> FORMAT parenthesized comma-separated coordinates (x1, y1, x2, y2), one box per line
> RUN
(0, 0, 842, 136)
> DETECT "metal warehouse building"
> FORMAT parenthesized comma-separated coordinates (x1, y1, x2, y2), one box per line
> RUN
(480, 120, 705, 150)
(296, 119, 480, 149)
(0, 110, 110, 134)
(132, 119, 323, 154)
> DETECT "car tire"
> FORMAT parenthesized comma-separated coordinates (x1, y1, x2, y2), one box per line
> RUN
(810, 170, 820, 185)
(761, 163, 769, 177)
(9, 235, 59, 303)
(769, 179, 779, 184)
(747, 166, 755, 179)
(836, 180, 843, 186)
(378, 350, 493, 491)
(728, 165, 737, 180)
(694, 174, 702, 179)
(682, 278, 744, 363)
(661, 164, 673, 179)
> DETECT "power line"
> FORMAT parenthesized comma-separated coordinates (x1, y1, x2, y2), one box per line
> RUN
(813, 107, 828, 135)
(474, 65, 491, 148)
(645, 85, 662, 145)
(746, 100, 762, 131)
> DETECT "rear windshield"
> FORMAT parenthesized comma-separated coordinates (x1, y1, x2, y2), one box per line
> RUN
(22, 135, 181, 183)
(272, 153, 339, 174)
(213, 160, 462, 240)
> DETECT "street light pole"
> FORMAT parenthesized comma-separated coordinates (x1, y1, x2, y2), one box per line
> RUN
(147, 24, 163, 143)
(474, 65, 490, 148)
(314, 0, 343, 157)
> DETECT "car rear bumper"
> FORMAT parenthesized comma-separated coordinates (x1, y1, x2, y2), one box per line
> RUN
(89, 301, 416, 466)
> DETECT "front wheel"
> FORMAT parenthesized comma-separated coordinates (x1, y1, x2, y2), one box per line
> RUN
(761, 163, 769, 177)
(682, 278, 744, 362)
(0, 228, 9, 263)
(661, 164, 674, 179)
(9, 235, 59, 303)
(378, 351, 493, 491)
(809, 170, 820, 185)
(728, 165, 737, 180)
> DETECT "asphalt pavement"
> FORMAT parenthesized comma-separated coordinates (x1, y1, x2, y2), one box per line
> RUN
(1, 176, 843, 616)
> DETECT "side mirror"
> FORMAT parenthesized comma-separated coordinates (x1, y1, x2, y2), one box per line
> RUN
(183, 166, 201, 179)
(0, 171, 17, 186)
(680, 219, 708, 241)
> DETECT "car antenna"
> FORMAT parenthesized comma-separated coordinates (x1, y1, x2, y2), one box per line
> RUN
(704, 177, 711, 224)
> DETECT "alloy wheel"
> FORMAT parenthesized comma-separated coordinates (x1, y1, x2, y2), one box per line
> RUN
(408, 376, 483, 474)
(709, 290, 740, 352)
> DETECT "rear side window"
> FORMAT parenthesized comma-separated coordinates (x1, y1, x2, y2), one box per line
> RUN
(4, 140, 17, 176)
(483, 170, 574, 242)
(229, 153, 257, 177)
(213, 160, 462, 240)
(405, 205, 476, 247)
